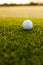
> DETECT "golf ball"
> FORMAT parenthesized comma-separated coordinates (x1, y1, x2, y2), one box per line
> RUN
(22, 20, 33, 29)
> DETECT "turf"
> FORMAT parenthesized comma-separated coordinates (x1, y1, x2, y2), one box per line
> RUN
(0, 17, 43, 65)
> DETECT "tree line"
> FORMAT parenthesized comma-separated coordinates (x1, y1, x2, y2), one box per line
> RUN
(0, 2, 43, 6)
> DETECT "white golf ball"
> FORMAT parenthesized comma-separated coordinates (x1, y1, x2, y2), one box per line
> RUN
(22, 20, 33, 29)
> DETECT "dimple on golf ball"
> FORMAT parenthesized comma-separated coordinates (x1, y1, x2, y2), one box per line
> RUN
(22, 20, 33, 29)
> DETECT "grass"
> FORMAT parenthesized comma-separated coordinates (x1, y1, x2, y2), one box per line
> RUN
(0, 17, 43, 65)
(0, 6, 43, 17)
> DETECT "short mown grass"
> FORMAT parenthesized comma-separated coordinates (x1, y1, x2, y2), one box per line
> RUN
(0, 17, 43, 65)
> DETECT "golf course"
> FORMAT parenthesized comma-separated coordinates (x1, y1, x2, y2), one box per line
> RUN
(0, 6, 43, 65)
(0, 6, 43, 17)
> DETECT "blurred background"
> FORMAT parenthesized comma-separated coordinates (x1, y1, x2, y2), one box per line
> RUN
(0, 0, 43, 17)
(0, 0, 43, 5)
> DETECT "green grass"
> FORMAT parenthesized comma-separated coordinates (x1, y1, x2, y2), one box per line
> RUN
(0, 17, 43, 65)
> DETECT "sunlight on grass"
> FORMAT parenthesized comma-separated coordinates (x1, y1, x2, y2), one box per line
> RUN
(0, 17, 43, 65)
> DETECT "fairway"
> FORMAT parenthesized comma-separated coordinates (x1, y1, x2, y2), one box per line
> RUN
(0, 17, 43, 65)
(0, 6, 43, 17)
